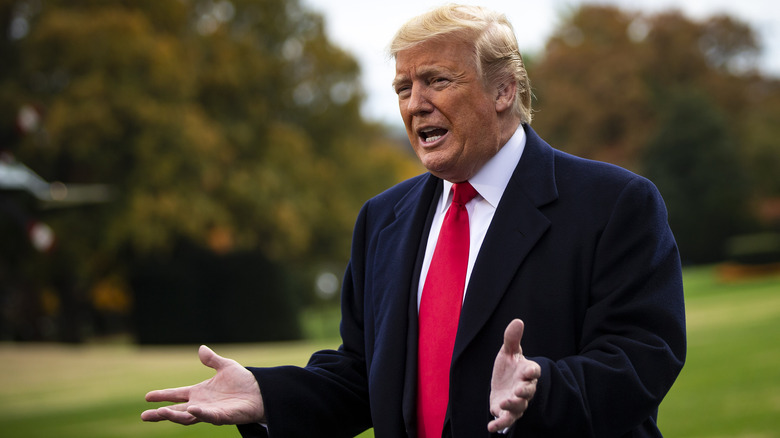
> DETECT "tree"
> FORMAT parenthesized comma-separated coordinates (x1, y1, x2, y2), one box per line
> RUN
(531, 5, 655, 170)
(0, 0, 420, 342)
(642, 91, 750, 264)
(530, 4, 779, 263)
(531, 5, 765, 170)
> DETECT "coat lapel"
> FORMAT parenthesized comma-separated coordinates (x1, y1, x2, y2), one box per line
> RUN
(453, 126, 559, 361)
(371, 174, 440, 438)
(373, 175, 440, 308)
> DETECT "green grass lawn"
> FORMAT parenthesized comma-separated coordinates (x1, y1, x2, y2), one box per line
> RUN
(1, 266, 778, 437)
(658, 266, 780, 437)
(0, 339, 352, 438)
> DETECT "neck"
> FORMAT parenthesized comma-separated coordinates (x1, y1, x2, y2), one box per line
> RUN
(498, 117, 522, 148)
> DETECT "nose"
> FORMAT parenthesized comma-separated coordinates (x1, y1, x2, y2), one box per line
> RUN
(405, 84, 433, 116)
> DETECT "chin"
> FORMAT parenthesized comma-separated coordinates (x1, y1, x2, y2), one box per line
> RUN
(419, 157, 447, 175)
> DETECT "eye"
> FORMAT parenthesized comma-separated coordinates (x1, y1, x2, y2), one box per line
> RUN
(430, 77, 450, 87)
(395, 85, 411, 99)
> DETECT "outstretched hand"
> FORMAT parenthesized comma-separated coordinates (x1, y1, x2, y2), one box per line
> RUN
(488, 319, 541, 433)
(141, 345, 264, 426)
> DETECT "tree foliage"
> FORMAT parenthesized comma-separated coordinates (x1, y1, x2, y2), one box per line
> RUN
(531, 5, 780, 263)
(4, 2, 780, 340)
(642, 91, 750, 263)
(0, 0, 420, 342)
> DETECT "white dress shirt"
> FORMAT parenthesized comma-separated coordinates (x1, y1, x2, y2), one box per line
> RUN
(417, 125, 527, 308)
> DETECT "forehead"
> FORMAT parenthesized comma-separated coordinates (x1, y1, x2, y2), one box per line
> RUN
(393, 38, 477, 82)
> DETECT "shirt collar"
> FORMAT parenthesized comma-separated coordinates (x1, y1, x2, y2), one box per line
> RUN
(441, 124, 526, 211)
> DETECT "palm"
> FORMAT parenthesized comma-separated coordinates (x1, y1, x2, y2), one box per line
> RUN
(488, 319, 541, 433)
(490, 345, 522, 406)
(142, 346, 264, 425)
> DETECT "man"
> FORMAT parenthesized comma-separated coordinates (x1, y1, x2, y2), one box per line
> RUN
(142, 5, 686, 437)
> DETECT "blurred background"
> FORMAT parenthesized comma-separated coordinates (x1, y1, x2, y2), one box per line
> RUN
(0, 0, 778, 437)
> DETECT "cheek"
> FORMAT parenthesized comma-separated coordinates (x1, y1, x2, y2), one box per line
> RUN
(456, 114, 498, 157)
(404, 126, 418, 149)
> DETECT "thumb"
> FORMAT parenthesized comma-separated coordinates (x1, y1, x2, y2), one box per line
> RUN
(503, 319, 525, 356)
(198, 345, 227, 370)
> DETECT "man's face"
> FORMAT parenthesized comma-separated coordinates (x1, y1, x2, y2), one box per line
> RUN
(393, 38, 503, 183)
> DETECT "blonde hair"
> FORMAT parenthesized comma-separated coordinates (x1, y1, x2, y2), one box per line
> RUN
(389, 4, 533, 124)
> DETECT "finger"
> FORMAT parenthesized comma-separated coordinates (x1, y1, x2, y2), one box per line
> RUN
(199, 345, 230, 370)
(513, 380, 537, 400)
(141, 409, 166, 422)
(503, 319, 525, 356)
(188, 405, 229, 426)
(500, 395, 529, 413)
(155, 406, 200, 425)
(487, 411, 515, 433)
(145, 387, 192, 403)
(141, 406, 195, 423)
(521, 361, 542, 381)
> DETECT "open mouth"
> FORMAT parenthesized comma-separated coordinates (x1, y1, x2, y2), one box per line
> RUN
(419, 127, 448, 144)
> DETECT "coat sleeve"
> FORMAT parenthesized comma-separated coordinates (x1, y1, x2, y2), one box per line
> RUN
(517, 176, 687, 437)
(236, 204, 374, 438)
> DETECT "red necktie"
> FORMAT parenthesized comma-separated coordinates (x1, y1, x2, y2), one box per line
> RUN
(417, 182, 478, 438)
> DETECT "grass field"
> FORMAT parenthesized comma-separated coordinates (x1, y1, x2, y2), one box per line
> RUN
(1, 265, 778, 437)
(658, 266, 780, 437)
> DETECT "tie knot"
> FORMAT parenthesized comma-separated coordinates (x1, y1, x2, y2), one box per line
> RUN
(452, 182, 478, 206)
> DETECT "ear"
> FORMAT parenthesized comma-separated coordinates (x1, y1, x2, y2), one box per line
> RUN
(495, 81, 517, 113)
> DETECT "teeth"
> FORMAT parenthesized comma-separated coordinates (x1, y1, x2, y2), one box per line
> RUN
(419, 127, 444, 143)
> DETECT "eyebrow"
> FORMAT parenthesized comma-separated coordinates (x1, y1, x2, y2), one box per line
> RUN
(392, 66, 449, 90)
(391, 75, 408, 90)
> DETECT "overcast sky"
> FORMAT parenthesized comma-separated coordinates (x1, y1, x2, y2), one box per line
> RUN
(302, 0, 780, 127)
